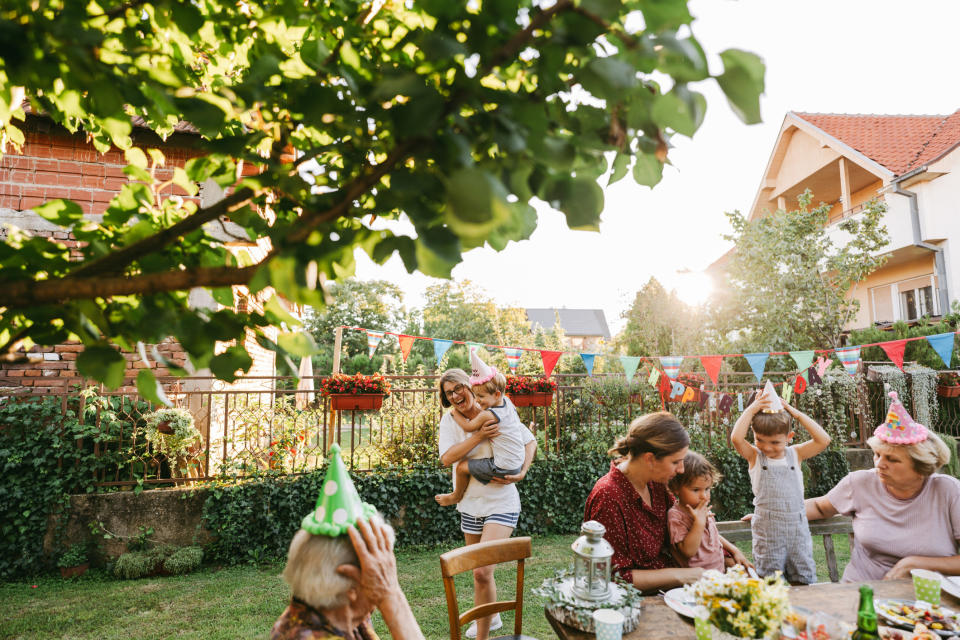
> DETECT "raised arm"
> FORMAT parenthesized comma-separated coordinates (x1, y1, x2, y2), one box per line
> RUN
(730, 393, 762, 467)
(784, 399, 831, 461)
(450, 407, 498, 433)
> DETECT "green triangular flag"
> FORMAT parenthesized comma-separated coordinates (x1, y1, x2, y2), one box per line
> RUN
(301, 443, 376, 537)
(790, 350, 815, 382)
(620, 356, 641, 381)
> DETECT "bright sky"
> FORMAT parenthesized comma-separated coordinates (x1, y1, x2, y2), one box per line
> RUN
(354, 0, 960, 336)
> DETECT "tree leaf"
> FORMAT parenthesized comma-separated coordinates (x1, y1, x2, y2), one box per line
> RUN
(209, 346, 253, 382)
(76, 344, 126, 389)
(632, 152, 663, 187)
(136, 370, 171, 407)
(277, 331, 317, 357)
(716, 49, 766, 125)
(32, 199, 83, 226)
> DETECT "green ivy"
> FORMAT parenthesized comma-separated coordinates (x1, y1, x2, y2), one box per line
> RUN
(0, 397, 99, 578)
(201, 453, 611, 564)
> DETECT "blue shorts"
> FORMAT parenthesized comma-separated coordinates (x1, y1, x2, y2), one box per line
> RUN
(460, 511, 520, 535)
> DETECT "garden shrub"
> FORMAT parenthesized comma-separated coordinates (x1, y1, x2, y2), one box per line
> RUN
(0, 396, 101, 578)
(201, 453, 610, 565)
(164, 546, 204, 575)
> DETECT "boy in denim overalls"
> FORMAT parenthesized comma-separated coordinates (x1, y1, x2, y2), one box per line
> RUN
(731, 380, 832, 583)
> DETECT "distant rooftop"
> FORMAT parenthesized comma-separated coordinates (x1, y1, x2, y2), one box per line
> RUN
(524, 308, 611, 339)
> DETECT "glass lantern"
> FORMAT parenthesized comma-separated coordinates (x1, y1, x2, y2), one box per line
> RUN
(571, 520, 614, 601)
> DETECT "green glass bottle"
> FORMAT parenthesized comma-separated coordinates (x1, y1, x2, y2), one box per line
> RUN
(852, 584, 880, 640)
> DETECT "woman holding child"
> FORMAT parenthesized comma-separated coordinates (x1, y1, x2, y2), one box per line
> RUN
(584, 411, 750, 593)
(806, 391, 960, 582)
(435, 362, 537, 640)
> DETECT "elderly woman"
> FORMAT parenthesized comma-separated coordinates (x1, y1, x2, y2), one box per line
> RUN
(806, 391, 960, 581)
(272, 444, 424, 640)
(584, 411, 750, 593)
(436, 368, 537, 640)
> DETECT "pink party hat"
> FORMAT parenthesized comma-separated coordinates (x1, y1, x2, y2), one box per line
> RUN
(874, 391, 928, 444)
(469, 349, 497, 386)
(760, 379, 784, 413)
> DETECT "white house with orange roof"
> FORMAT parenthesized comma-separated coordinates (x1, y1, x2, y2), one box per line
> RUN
(710, 109, 960, 329)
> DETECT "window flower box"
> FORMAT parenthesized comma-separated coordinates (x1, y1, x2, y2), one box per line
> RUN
(329, 394, 385, 411)
(509, 392, 553, 407)
(506, 375, 557, 407)
(320, 374, 391, 411)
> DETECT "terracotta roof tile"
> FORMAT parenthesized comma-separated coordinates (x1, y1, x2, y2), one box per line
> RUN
(794, 111, 960, 175)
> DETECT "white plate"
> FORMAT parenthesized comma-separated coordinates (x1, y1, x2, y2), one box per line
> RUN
(663, 587, 698, 618)
(942, 575, 960, 601)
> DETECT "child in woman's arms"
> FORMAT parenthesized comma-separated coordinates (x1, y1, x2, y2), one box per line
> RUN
(434, 351, 526, 507)
(668, 451, 753, 572)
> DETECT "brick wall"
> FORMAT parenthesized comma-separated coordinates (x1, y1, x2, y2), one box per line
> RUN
(0, 114, 285, 393)
(0, 339, 189, 394)
(0, 115, 201, 215)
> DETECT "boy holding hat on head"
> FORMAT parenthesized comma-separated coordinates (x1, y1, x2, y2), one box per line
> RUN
(435, 350, 527, 507)
(731, 380, 832, 583)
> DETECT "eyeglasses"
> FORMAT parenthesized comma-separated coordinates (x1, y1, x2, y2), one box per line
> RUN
(444, 383, 466, 399)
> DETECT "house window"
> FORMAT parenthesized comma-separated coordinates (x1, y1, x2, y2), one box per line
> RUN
(870, 274, 938, 324)
(901, 285, 935, 321)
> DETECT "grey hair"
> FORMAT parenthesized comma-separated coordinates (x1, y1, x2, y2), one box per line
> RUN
(438, 368, 471, 408)
(281, 515, 395, 610)
(867, 432, 952, 477)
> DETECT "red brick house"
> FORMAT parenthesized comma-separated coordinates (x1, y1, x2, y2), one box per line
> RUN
(0, 112, 282, 393)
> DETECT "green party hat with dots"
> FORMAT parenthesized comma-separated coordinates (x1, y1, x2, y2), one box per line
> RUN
(301, 443, 377, 537)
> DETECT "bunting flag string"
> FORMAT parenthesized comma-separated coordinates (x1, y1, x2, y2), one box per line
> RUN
(660, 356, 683, 380)
(700, 355, 723, 386)
(338, 325, 960, 387)
(433, 339, 453, 365)
(541, 350, 563, 378)
(580, 353, 596, 376)
(926, 333, 955, 368)
(501, 347, 523, 373)
(790, 350, 815, 382)
(835, 346, 860, 377)
(880, 339, 908, 370)
(744, 353, 769, 382)
(397, 335, 415, 362)
(621, 356, 642, 381)
(367, 331, 384, 357)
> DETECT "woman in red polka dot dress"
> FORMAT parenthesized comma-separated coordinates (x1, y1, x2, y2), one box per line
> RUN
(584, 412, 709, 592)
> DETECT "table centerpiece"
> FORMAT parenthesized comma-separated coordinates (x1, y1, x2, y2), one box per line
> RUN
(685, 565, 791, 640)
(535, 569, 644, 633)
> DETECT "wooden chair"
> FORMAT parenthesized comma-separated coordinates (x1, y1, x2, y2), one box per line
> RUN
(439, 536, 537, 640)
(716, 515, 854, 582)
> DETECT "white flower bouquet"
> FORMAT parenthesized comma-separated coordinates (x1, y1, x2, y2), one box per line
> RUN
(684, 565, 790, 639)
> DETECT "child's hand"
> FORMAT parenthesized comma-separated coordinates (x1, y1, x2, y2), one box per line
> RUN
(684, 495, 712, 528)
(753, 388, 779, 413)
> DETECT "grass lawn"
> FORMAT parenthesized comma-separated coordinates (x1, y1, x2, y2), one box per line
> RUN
(0, 534, 850, 640)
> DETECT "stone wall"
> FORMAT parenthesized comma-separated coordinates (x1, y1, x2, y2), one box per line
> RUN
(45, 487, 212, 564)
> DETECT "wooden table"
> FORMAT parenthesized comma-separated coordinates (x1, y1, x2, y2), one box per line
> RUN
(545, 579, 960, 639)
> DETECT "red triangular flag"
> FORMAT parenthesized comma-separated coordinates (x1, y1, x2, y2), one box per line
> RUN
(398, 335, 415, 362)
(540, 350, 562, 377)
(880, 339, 908, 370)
(700, 355, 723, 386)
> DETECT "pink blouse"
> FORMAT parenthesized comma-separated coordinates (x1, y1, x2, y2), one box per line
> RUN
(667, 504, 724, 571)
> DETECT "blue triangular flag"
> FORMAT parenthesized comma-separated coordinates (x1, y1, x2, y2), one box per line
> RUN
(926, 332, 955, 368)
(580, 353, 596, 376)
(744, 352, 769, 382)
(620, 356, 641, 381)
(433, 339, 453, 364)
